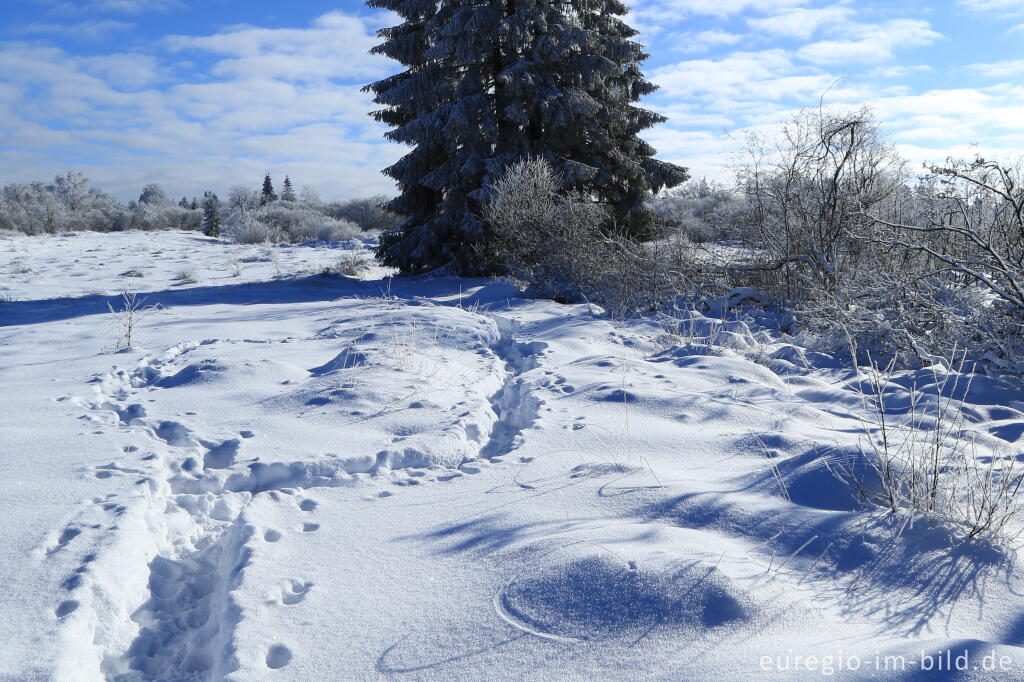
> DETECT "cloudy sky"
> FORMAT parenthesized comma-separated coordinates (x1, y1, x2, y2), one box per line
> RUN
(1, 0, 1023, 201)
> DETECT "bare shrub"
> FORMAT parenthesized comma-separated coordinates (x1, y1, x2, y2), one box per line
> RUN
(324, 253, 374, 278)
(735, 106, 906, 300)
(840, 355, 1024, 542)
(107, 289, 159, 351)
(863, 158, 1024, 312)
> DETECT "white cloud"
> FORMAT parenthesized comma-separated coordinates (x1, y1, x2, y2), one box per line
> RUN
(747, 6, 855, 40)
(630, 0, 807, 18)
(15, 20, 134, 40)
(649, 49, 843, 134)
(968, 59, 1024, 78)
(666, 29, 744, 53)
(797, 19, 941, 64)
(80, 53, 159, 88)
(165, 12, 387, 81)
(868, 64, 934, 79)
(695, 29, 743, 46)
(957, 0, 1024, 14)
(41, 0, 184, 15)
(0, 11, 400, 201)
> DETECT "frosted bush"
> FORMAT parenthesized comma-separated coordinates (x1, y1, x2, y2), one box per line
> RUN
(0, 173, 203, 234)
(227, 205, 360, 244)
(323, 196, 399, 233)
(229, 213, 285, 244)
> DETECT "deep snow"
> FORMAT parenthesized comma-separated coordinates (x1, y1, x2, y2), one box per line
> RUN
(4, 230, 1024, 680)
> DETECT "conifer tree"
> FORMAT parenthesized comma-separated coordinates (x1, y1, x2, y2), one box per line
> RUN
(179, 196, 190, 209)
(261, 174, 277, 205)
(190, 197, 199, 211)
(281, 176, 297, 202)
(202, 193, 222, 238)
(365, 0, 450, 272)
(365, 0, 687, 274)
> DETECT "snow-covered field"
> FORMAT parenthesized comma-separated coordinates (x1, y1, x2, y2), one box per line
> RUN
(5, 230, 1024, 680)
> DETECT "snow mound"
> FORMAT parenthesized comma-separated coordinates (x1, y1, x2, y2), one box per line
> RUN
(153, 359, 229, 388)
(307, 348, 369, 375)
(497, 553, 749, 643)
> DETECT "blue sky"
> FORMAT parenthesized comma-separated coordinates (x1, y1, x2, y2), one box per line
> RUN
(2, 0, 1023, 201)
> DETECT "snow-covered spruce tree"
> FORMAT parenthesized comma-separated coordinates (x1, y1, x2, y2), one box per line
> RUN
(281, 176, 297, 202)
(364, 0, 450, 272)
(203, 193, 222, 237)
(365, 0, 687, 274)
(261, 174, 278, 205)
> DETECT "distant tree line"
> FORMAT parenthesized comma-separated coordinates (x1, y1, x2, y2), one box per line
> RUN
(222, 173, 399, 243)
(0, 171, 399, 242)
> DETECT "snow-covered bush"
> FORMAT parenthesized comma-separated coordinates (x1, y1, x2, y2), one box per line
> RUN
(660, 110, 1024, 373)
(138, 183, 170, 207)
(323, 196, 398, 233)
(0, 173, 126, 234)
(127, 201, 203, 231)
(484, 158, 698, 315)
(483, 158, 608, 301)
(226, 204, 360, 244)
(768, 155, 1024, 371)
(0, 173, 204, 234)
(227, 185, 262, 214)
(323, 253, 374, 278)
(230, 215, 284, 244)
(650, 179, 751, 243)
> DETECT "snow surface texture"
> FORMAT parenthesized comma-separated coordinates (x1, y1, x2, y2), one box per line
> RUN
(5, 230, 1024, 680)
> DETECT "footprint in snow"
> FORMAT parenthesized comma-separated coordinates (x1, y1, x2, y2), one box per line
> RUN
(201, 438, 240, 470)
(302, 522, 319, 533)
(279, 579, 313, 605)
(46, 527, 81, 556)
(299, 499, 318, 512)
(264, 529, 283, 543)
(265, 644, 293, 669)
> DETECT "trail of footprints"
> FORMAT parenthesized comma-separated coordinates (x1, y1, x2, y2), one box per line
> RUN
(52, 320, 556, 675)
(46, 341, 322, 675)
